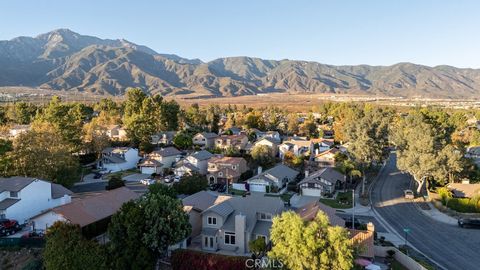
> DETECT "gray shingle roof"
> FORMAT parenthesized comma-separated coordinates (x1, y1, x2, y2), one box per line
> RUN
(51, 183, 73, 199)
(153, 147, 181, 157)
(182, 191, 220, 211)
(252, 220, 273, 237)
(201, 132, 218, 139)
(0, 198, 20, 210)
(0, 177, 35, 192)
(299, 167, 345, 185)
(190, 150, 214, 161)
(248, 164, 298, 184)
(204, 201, 235, 218)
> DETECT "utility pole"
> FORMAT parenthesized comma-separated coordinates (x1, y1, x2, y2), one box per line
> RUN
(352, 189, 355, 230)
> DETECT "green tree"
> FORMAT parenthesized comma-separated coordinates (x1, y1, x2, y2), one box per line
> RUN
(269, 211, 354, 270)
(106, 174, 125, 190)
(173, 132, 193, 149)
(251, 144, 275, 168)
(43, 222, 106, 270)
(148, 183, 177, 198)
(9, 123, 80, 187)
(249, 237, 267, 258)
(283, 151, 304, 169)
(7, 102, 38, 124)
(173, 173, 208, 195)
(287, 114, 299, 135)
(160, 100, 180, 131)
(107, 201, 156, 270)
(140, 193, 191, 256)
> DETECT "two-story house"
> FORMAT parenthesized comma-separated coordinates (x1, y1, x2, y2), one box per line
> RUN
(185, 150, 214, 175)
(193, 132, 218, 149)
(214, 135, 249, 151)
(279, 138, 313, 159)
(246, 164, 299, 193)
(199, 195, 284, 255)
(253, 137, 279, 156)
(252, 129, 281, 144)
(311, 138, 334, 154)
(0, 177, 72, 224)
(314, 147, 339, 168)
(298, 168, 346, 197)
(105, 125, 127, 141)
(206, 156, 247, 185)
(151, 131, 177, 146)
(97, 147, 141, 173)
(147, 147, 182, 169)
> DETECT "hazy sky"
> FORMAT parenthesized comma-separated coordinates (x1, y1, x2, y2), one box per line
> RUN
(1, 0, 480, 68)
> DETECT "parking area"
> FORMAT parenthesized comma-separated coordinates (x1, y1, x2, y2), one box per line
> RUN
(122, 173, 151, 182)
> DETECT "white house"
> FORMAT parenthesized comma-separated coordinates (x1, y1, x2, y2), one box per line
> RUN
(138, 158, 163, 175)
(97, 147, 141, 173)
(246, 164, 299, 193)
(149, 147, 182, 169)
(193, 132, 218, 149)
(0, 177, 72, 224)
(279, 138, 313, 159)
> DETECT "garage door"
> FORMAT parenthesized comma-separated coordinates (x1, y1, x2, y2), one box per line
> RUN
(302, 188, 321, 197)
(249, 183, 266, 193)
(141, 167, 155, 175)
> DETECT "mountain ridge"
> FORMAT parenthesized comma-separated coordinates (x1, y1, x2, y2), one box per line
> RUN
(1, 29, 479, 98)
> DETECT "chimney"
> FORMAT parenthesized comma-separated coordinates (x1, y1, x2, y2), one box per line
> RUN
(235, 214, 246, 254)
(367, 222, 375, 232)
(258, 166, 263, 175)
(305, 171, 309, 178)
(462, 179, 470, 184)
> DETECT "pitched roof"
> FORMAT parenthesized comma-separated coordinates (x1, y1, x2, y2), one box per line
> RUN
(197, 132, 218, 139)
(0, 198, 20, 210)
(248, 164, 298, 184)
(315, 147, 340, 157)
(0, 177, 35, 192)
(138, 158, 163, 167)
(102, 147, 131, 154)
(349, 229, 375, 258)
(51, 183, 73, 199)
(52, 187, 140, 227)
(190, 150, 214, 161)
(208, 156, 246, 165)
(152, 147, 182, 157)
(255, 137, 278, 145)
(447, 183, 480, 198)
(299, 167, 346, 186)
(295, 200, 345, 227)
(182, 191, 231, 212)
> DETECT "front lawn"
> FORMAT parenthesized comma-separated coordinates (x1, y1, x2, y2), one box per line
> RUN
(229, 188, 247, 196)
(319, 191, 352, 209)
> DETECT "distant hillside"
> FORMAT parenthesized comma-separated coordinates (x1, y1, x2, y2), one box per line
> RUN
(1, 29, 480, 98)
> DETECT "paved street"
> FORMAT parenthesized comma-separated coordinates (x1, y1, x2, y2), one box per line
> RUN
(371, 153, 480, 270)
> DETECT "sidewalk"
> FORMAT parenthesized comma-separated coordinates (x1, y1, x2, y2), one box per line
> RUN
(415, 201, 458, 225)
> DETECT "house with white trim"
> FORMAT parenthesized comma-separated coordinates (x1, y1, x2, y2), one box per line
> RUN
(97, 147, 140, 173)
(246, 164, 299, 193)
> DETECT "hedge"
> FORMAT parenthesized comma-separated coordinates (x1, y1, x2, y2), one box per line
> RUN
(446, 198, 480, 213)
(171, 249, 248, 270)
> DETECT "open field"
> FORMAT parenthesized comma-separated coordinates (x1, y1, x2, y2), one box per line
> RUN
(2, 87, 480, 110)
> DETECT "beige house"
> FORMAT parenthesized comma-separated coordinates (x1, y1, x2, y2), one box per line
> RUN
(193, 132, 218, 149)
(207, 156, 247, 184)
(253, 137, 279, 156)
(314, 147, 339, 168)
(214, 134, 249, 151)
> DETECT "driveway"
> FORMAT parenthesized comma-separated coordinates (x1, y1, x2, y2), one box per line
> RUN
(371, 152, 480, 270)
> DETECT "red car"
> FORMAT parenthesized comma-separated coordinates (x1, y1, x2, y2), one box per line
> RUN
(0, 219, 21, 236)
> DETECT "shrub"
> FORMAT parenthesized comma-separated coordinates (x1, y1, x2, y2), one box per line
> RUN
(171, 249, 247, 270)
(447, 198, 479, 213)
(106, 175, 125, 190)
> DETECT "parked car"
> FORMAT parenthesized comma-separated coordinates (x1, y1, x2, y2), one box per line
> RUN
(404, 189, 414, 199)
(93, 172, 103, 179)
(174, 175, 181, 182)
(217, 184, 226, 193)
(458, 218, 480, 228)
(164, 175, 174, 183)
(0, 219, 21, 236)
(209, 183, 220, 191)
(140, 178, 156, 185)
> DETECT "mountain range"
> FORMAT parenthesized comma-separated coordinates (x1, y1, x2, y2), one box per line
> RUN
(1, 29, 480, 98)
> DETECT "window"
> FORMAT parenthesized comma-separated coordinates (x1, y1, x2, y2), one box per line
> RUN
(307, 183, 315, 188)
(9, 191, 18, 198)
(232, 165, 237, 170)
(225, 232, 236, 245)
(218, 172, 223, 177)
(257, 212, 272, 221)
(207, 216, 217, 225)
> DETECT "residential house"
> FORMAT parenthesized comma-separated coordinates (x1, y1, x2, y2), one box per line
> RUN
(311, 138, 334, 153)
(0, 177, 72, 224)
(151, 131, 177, 146)
(8, 125, 30, 139)
(349, 223, 375, 261)
(182, 191, 231, 238)
(225, 127, 242, 135)
(198, 195, 284, 255)
(294, 200, 345, 227)
(31, 187, 139, 238)
(184, 150, 214, 175)
(207, 157, 247, 185)
(314, 147, 340, 168)
(254, 137, 279, 156)
(148, 147, 182, 169)
(214, 134, 249, 151)
(193, 132, 218, 149)
(279, 138, 313, 159)
(298, 168, 346, 197)
(138, 158, 163, 175)
(447, 181, 480, 198)
(175, 162, 200, 177)
(97, 147, 140, 173)
(105, 125, 127, 141)
(246, 164, 299, 193)
(466, 146, 480, 166)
